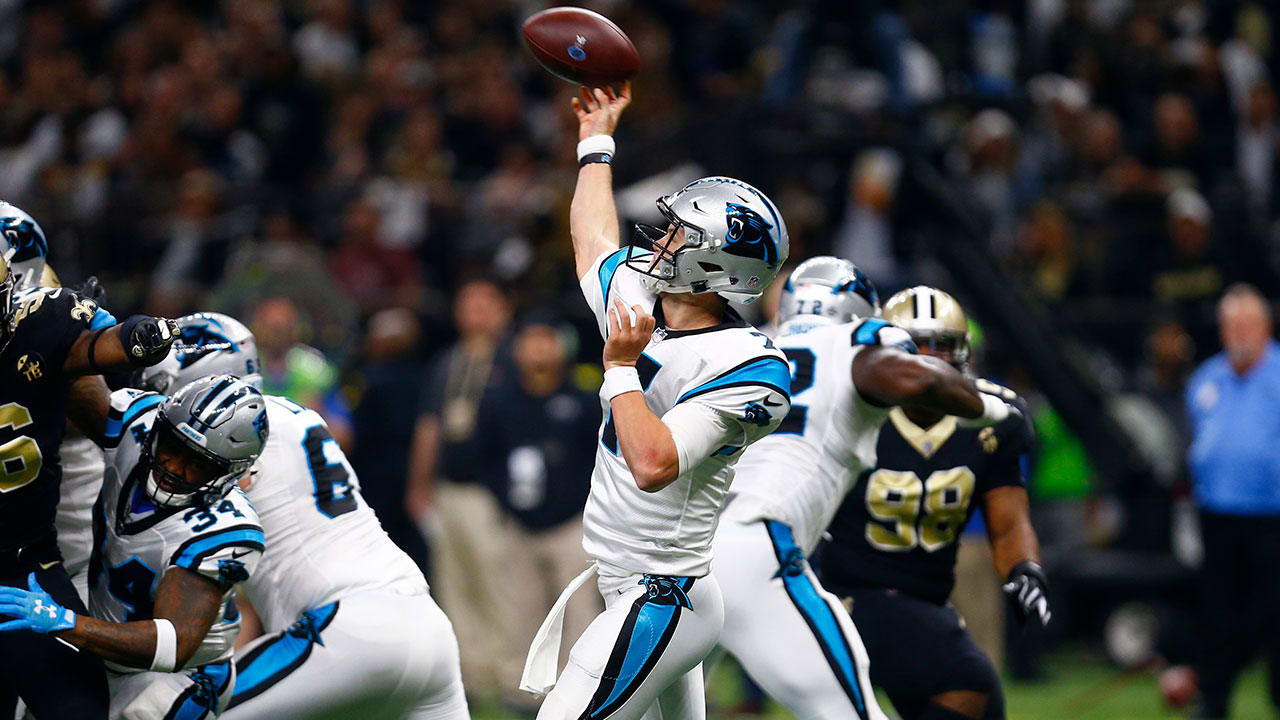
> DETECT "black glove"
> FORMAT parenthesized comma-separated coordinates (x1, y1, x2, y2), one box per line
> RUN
(1003, 561, 1051, 628)
(75, 276, 106, 303)
(126, 316, 179, 366)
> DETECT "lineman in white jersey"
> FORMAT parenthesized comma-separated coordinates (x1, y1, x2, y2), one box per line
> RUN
(712, 257, 1024, 720)
(523, 83, 790, 720)
(136, 312, 469, 720)
(0, 375, 269, 720)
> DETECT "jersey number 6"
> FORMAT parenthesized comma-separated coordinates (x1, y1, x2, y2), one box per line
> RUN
(0, 403, 42, 493)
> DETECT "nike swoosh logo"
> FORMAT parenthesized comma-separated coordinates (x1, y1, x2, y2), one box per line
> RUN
(230, 549, 251, 559)
(763, 399, 784, 407)
(38, 561, 59, 570)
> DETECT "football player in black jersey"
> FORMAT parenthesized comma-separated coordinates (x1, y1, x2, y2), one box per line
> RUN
(819, 287, 1048, 720)
(0, 215, 179, 720)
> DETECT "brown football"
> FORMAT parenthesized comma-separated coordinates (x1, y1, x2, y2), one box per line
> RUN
(522, 7, 639, 87)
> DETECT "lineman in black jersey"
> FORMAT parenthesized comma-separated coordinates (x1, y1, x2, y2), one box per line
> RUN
(0, 223, 178, 720)
(819, 287, 1048, 720)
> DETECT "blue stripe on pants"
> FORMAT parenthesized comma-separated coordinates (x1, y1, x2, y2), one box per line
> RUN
(765, 520, 868, 718)
(227, 602, 339, 709)
(164, 660, 234, 720)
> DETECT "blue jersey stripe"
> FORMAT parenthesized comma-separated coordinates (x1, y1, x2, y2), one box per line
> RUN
(597, 249, 629, 305)
(677, 356, 792, 403)
(171, 528, 265, 569)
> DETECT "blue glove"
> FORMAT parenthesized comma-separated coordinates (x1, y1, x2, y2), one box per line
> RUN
(0, 572, 77, 633)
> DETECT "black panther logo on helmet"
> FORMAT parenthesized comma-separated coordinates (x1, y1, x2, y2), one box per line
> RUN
(723, 202, 779, 269)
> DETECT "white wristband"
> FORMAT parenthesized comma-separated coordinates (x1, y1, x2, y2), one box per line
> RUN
(150, 618, 177, 672)
(577, 135, 616, 162)
(957, 393, 1010, 428)
(600, 366, 642, 402)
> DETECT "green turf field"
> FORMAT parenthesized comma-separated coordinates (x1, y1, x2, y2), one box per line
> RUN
(470, 650, 1272, 720)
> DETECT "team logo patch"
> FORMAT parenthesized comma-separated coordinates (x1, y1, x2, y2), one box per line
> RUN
(217, 558, 248, 584)
(723, 202, 779, 268)
(16, 353, 42, 381)
(740, 401, 772, 427)
(979, 426, 999, 454)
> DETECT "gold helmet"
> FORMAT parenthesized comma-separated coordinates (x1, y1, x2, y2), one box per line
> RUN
(38, 264, 60, 288)
(0, 248, 14, 352)
(882, 286, 970, 370)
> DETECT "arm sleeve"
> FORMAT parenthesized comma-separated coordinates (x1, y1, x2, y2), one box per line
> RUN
(661, 384, 791, 475)
(579, 248, 658, 340)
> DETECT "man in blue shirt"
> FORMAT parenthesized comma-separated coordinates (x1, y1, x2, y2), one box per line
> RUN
(1185, 283, 1280, 719)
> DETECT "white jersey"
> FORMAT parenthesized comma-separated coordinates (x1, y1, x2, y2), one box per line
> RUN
(240, 395, 428, 632)
(578, 248, 791, 577)
(92, 389, 264, 672)
(727, 317, 912, 554)
(56, 433, 105, 598)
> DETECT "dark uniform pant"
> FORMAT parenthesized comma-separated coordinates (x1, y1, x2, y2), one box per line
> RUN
(844, 587, 1004, 720)
(1197, 511, 1280, 717)
(0, 536, 108, 719)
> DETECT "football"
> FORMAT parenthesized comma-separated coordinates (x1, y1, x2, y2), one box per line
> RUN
(522, 7, 639, 87)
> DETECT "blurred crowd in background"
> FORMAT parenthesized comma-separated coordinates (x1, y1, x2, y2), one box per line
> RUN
(6, 0, 1280, 709)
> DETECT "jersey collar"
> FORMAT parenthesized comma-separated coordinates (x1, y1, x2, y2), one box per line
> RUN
(653, 300, 749, 339)
(888, 408, 958, 460)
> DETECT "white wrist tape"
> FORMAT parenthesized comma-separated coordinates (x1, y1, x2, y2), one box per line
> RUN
(957, 393, 1010, 428)
(151, 618, 177, 672)
(600, 366, 642, 402)
(577, 135, 616, 162)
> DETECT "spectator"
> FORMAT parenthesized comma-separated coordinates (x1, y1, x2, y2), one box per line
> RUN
(472, 318, 600, 708)
(250, 295, 354, 447)
(1185, 284, 1280, 719)
(328, 195, 425, 316)
(1151, 188, 1224, 306)
(405, 277, 512, 698)
(348, 307, 431, 576)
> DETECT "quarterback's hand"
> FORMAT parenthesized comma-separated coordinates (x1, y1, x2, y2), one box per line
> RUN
(128, 317, 179, 365)
(572, 82, 631, 141)
(0, 573, 77, 634)
(1003, 561, 1051, 629)
(604, 299, 655, 370)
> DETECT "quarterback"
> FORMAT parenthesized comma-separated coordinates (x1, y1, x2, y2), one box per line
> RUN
(524, 82, 791, 720)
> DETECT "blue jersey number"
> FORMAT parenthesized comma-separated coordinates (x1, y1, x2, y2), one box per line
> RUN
(776, 348, 815, 435)
(106, 558, 157, 621)
(303, 425, 357, 518)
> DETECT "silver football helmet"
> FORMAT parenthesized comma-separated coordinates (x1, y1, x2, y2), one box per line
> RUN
(777, 256, 880, 327)
(136, 313, 262, 394)
(628, 176, 789, 304)
(143, 374, 269, 508)
(0, 201, 48, 291)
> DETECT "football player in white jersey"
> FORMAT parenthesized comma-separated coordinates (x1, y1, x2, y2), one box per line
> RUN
(3, 202, 119, 604)
(711, 257, 1023, 720)
(136, 312, 469, 720)
(522, 84, 789, 720)
(0, 375, 268, 720)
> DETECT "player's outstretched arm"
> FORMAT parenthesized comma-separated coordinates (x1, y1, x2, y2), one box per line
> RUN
(985, 486, 1051, 627)
(63, 315, 179, 377)
(601, 300, 681, 491)
(851, 346, 1018, 426)
(0, 567, 223, 670)
(569, 82, 631, 280)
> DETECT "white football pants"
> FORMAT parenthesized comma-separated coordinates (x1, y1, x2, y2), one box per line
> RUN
(537, 571, 724, 720)
(108, 659, 235, 720)
(55, 435, 105, 604)
(711, 518, 886, 720)
(221, 591, 468, 720)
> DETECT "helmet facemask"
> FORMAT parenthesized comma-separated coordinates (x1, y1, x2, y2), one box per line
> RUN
(142, 415, 249, 508)
(625, 197, 709, 294)
(0, 255, 15, 355)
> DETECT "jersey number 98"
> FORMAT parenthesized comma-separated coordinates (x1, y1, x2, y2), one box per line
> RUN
(864, 467, 975, 552)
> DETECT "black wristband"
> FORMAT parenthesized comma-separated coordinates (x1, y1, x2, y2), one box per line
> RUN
(86, 327, 109, 375)
(579, 152, 612, 167)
